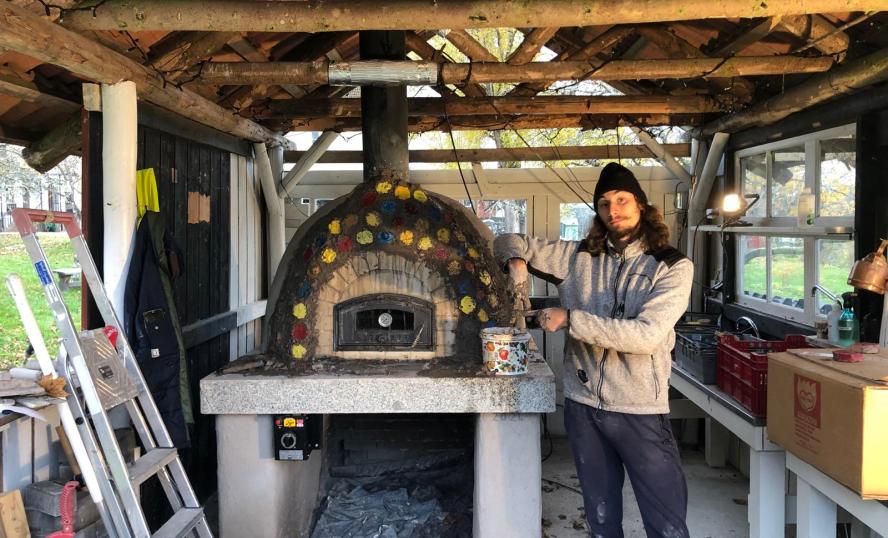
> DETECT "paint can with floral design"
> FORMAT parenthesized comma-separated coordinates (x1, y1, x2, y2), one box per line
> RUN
(480, 327, 531, 375)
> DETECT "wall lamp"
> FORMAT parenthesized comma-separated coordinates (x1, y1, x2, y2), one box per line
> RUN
(718, 193, 760, 227)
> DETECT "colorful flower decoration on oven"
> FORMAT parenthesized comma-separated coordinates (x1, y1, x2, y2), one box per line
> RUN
(464, 261, 475, 274)
(361, 192, 378, 207)
(417, 236, 433, 251)
(394, 185, 411, 200)
(291, 344, 307, 360)
(477, 309, 489, 323)
(434, 247, 448, 260)
(328, 219, 341, 235)
(356, 229, 374, 245)
(454, 230, 466, 242)
(365, 212, 381, 227)
(415, 218, 429, 233)
(337, 236, 353, 252)
(293, 303, 307, 319)
(459, 296, 477, 314)
(377, 231, 395, 244)
(413, 190, 428, 203)
(376, 181, 393, 194)
(302, 247, 313, 262)
(310, 265, 321, 277)
(297, 281, 312, 299)
(448, 260, 461, 275)
(392, 216, 405, 228)
(436, 228, 450, 243)
(344, 214, 358, 229)
(314, 234, 327, 248)
(479, 270, 492, 286)
(487, 294, 499, 308)
(399, 230, 414, 246)
(321, 248, 337, 264)
(428, 206, 443, 221)
(380, 199, 398, 215)
(467, 247, 480, 260)
(292, 323, 308, 341)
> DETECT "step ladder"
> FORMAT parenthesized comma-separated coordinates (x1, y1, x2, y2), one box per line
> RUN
(12, 208, 212, 538)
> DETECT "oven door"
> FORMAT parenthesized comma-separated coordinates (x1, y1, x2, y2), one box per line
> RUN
(334, 294, 435, 351)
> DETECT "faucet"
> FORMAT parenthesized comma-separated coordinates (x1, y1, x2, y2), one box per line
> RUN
(811, 284, 842, 307)
(735, 316, 760, 339)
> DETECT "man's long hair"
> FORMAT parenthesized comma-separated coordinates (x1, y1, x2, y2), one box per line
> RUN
(584, 199, 671, 255)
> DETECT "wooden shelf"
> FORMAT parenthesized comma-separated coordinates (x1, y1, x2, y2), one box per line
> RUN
(695, 225, 853, 237)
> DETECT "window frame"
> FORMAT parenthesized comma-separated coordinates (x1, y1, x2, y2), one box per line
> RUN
(733, 124, 856, 325)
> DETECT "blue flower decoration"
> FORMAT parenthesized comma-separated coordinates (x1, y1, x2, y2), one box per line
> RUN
(457, 280, 471, 295)
(484, 320, 496, 328)
(314, 234, 327, 248)
(456, 245, 467, 257)
(377, 231, 395, 244)
(427, 206, 442, 221)
(297, 281, 312, 299)
(379, 199, 398, 215)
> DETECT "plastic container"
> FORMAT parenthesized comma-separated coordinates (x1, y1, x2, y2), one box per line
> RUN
(480, 327, 531, 375)
(797, 187, 815, 227)
(675, 331, 718, 384)
(716, 334, 811, 416)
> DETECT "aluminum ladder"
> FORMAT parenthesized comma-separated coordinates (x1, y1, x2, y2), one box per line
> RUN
(12, 208, 212, 538)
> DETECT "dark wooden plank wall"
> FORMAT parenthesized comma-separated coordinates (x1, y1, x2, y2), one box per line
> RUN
(136, 125, 231, 500)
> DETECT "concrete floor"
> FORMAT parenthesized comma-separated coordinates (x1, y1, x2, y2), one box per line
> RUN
(541, 438, 750, 538)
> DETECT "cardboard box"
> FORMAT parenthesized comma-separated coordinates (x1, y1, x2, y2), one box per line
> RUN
(767, 349, 888, 500)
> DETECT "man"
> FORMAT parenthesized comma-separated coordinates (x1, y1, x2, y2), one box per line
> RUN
(494, 162, 693, 538)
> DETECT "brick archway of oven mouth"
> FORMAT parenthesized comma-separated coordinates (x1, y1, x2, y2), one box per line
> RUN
(264, 180, 515, 364)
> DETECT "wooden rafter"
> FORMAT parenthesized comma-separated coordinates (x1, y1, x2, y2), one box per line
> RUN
(196, 56, 834, 86)
(507, 28, 559, 65)
(442, 30, 498, 63)
(258, 95, 724, 119)
(405, 31, 484, 97)
(286, 113, 703, 132)
(284, 144, 692, 163)
(21, 114, 81, 172)
(0, 2, 291, 148)
(0, 73, 80, 111)
(148, 31, 240, 83)
(60, 0, 888, 32)
(779, 14, 850, 57)
(708, 18, 783, 57)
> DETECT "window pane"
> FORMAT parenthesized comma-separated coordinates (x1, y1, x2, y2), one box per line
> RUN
(770, 145, 805, 217)
(816, 240, 854, 314)
(560, 203, 595, 240)
(770, 237, 804, 309)
(739, 235, 766, 299)
(461, 199, 527, 235)
(819, 135, 855, 217)
(740, 154, 766, 218)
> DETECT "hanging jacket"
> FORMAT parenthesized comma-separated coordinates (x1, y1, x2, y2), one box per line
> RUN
(124, 211, 191, 447)
(494, 234, 693, 415)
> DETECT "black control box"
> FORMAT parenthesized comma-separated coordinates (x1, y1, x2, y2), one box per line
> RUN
(272, 414, 322, 461)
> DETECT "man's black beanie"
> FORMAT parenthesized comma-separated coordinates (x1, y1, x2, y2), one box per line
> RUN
(593, 162, 648, 206)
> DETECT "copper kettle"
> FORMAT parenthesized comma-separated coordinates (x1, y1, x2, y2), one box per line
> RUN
(848, 239, 888, 294)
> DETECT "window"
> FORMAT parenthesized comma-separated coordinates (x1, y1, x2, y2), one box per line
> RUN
(460, 199, 527, 236)
(734, 125, 855, 324)
(560, 203, 595, 240)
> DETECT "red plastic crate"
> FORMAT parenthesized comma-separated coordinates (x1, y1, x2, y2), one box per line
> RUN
(716, 334, 810, 416)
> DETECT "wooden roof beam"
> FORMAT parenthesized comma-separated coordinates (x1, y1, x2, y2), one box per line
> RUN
(148, 31, 240, 83)
(708, 18, 783, 57)
(60, 0, 888, 32)
(508, 28, 560, 65)
(259, 95, 724, 119)
(779, 14, 851, 58)
(287, 113, 703, 132)
(405, 31, 484, 97)
(21, 113, 81, 173)
(196, 56, 834, 86)
(0, 2, 292, 148)
(284, 144, 692, 164)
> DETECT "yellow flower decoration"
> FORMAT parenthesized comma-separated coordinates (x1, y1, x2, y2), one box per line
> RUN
(448, 260, 461, 275)
(366, 212, 381, 227)
(479, 270, 492, 286)
(478, 309, 489, 323)
(415, 218, 429, 233)
(488, 295, 499, 308)
(376, 181, 393, 194)
(455, 231, 466, 242)
(399, 230, 414, 246)
(460, 296, 476, 314)
(321, 248, 337, 264)
(437, 228, 450, 243)
(356, 230, 374, 245)
(291, 344, 307, 359)
(328, 219, 341, 235)
(417, 236, 433, 251)
(413, 189, 428, 203)
(394, 185, 411, 200)
(467, 247, 480, 259)
(293, 303, 307, 319)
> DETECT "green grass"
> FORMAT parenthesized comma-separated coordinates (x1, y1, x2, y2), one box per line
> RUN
(742, 254, 853, 305)
(0, 232, 81, 368)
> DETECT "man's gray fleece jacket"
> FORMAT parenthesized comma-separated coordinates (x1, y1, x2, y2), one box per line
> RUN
(494, 235, 694, 415)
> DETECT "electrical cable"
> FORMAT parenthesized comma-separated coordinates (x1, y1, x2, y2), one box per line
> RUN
(542, 477, 584, 496)
(441, 102, 477, 214)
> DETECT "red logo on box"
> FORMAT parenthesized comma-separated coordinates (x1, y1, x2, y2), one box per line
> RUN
(794, 374, 821, 429)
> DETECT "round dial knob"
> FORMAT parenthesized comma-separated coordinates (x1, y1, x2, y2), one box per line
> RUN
(280, 432, 297, 449)
(378, 312, 393, 328)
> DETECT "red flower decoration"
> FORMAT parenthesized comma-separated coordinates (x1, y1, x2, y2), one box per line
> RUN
(443, 212, 454, 224)
(404, 201, 419, 214)
(464, 261, 475, 273)
(292, 323, 308, 341)
(476, 289, 486, 301)
(303, 247, 313, 262)
(392, 216, 405, 228)
(361, 191, 378, 207)
(337, 236, 353, 252)
(434, 247, 448, 260)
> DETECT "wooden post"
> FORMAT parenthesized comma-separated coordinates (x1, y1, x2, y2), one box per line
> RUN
(629, 126, 692, 184)
(253, 143, 286, 283)
(281, 131, 338, 197)
(360, 31, 408, 183)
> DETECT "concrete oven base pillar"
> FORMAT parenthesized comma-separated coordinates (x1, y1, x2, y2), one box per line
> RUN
(216, 415, 324, 538)
(473, 413, 542, 538)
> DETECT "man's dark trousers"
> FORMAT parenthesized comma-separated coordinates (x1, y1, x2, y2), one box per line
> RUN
(564, 398, 689, 538)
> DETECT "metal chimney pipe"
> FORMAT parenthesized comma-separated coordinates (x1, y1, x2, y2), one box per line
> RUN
(360, 31, 409, 184)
